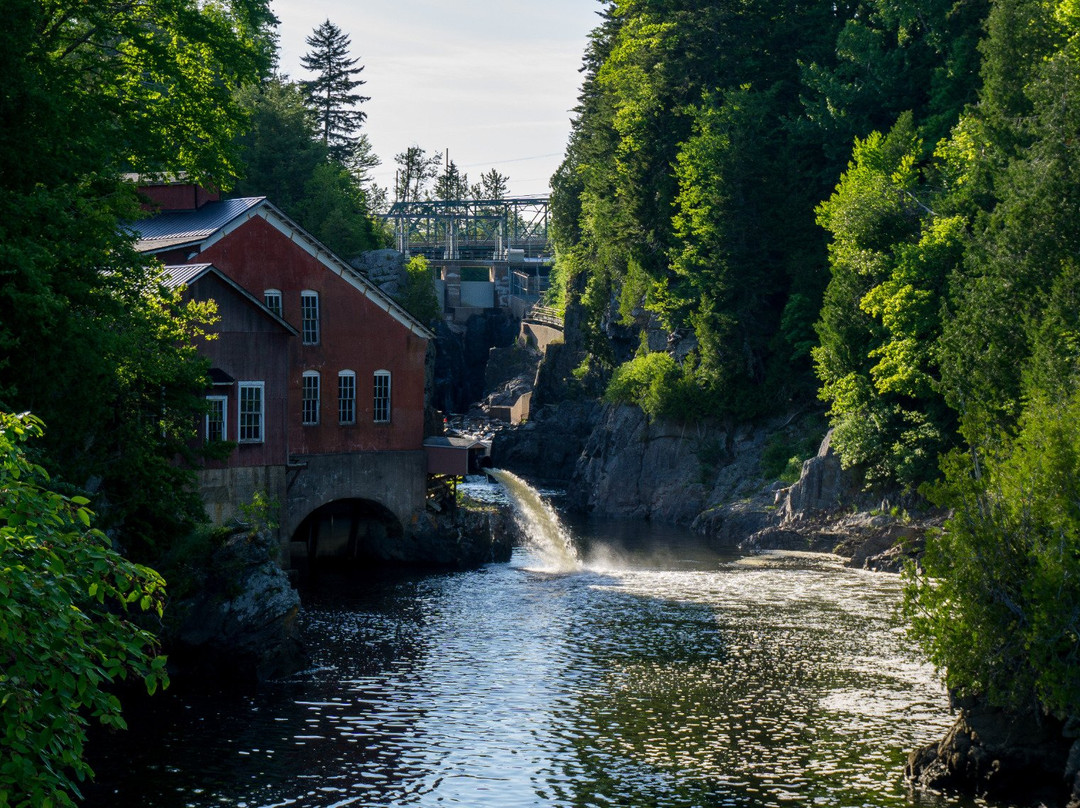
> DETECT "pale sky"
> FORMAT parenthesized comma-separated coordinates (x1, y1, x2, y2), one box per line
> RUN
(271, 0, 602, 199)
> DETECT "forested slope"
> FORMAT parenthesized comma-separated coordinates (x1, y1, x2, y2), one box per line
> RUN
(551, 0, 1080, 784)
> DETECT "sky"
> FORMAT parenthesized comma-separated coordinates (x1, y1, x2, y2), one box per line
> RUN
(271, 0, 602, 199)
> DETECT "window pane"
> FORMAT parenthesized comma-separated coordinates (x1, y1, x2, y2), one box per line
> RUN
(302, 373, 320, 425)
(207, 397, 226, 442)
(264, 290, 282, 318)
(339, 372, 356, 424)
(238, 384, 263, 442)
(373, 372, 390, 423)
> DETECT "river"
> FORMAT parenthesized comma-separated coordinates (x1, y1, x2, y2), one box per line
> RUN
(84, 476, 990, 808)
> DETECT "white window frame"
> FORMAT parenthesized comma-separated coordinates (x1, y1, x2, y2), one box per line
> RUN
(302, 371, 320, 426)
(301, 290, 320, 345)
(237, 382, 264, 443)
(373, 370, 391, 423)
(206, 395, 228, 442)
(264, 288, 282, 318)
(338, 370, 356, 425)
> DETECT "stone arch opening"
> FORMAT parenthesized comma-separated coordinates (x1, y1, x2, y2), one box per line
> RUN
(291, 498, 404, 567)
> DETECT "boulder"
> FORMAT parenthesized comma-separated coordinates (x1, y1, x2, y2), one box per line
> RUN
(907, 700, 1073, 806)
(166, 528, 304, 685)
(399, 506, 514, 567)
(778, 429, 856, 521)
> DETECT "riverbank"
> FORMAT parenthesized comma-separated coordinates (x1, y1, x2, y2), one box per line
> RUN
(491, 396, 1080, 807)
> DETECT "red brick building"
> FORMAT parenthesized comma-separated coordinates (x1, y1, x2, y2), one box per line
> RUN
(134, 185, 434, 555)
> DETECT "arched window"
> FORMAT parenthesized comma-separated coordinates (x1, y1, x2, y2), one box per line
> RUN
(263, 289, 282, 318)
(373, 370, 391, 423)
(338, 370, 356, 425)
(302, 371, 320, 425)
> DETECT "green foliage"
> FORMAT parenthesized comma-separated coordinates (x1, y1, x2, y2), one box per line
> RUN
(905, 387, 1080, 718)
(232, 77, 388, 259)
(0, 412, 168, 808)
(300, 19, 370, 161)
(0, 0, 273, 551)
(813, 115, 960, 488)
(397, 256, 441, 326)
(761, 416, 828, 484)
(604, 352, 712, 423)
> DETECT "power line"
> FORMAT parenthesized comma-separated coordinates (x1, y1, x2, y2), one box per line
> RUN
(458, 152, 563, 169)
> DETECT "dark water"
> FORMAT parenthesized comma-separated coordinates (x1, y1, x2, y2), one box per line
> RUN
(84, 515, 990, 808)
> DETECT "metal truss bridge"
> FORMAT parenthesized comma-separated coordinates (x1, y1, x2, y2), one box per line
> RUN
(385, 197, 551, 261)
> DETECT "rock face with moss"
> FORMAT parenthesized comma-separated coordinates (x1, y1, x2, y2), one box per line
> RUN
(568, 403, 776, 527)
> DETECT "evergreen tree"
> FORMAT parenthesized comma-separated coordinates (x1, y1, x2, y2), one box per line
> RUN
(232, 78, 387, 258)
(434, 159, 469, 201)
(472, 168, 510, 199)
(301, 19, 370, 161)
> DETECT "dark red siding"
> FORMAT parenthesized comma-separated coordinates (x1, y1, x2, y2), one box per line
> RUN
(193, 215, 428, 455)
(140, 183, 220, 212)
(186, 272, 291, 467)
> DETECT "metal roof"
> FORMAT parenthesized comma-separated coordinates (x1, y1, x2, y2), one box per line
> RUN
(159, 263, 213, 289)
(422, 436, 487, 450)
(131, 197, 264, 253)
(132, 195, 434, 340)
(159, 263, 299, 336)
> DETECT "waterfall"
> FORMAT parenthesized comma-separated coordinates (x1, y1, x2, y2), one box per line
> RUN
(486, 469, 580, 572)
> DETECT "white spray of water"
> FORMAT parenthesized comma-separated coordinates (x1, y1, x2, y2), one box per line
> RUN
(486, 469, 581, 572)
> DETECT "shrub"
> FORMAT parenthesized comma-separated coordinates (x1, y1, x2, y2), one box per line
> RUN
(0, 412, 168, 808)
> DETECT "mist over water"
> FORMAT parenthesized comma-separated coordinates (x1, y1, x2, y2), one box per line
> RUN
(84, 477, 991, 808)
(486, 468, 580, 572)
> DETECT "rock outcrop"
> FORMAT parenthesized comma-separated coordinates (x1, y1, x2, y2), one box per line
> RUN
(397, 506, 514, 567)
(907, 699, 1077, 807)
(491, 399, 600, 485)
(165, 528, 304, 685)
(351, 249, 407, 297)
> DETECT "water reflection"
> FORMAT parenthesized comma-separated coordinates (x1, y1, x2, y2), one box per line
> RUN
(85, 520, 993, 808)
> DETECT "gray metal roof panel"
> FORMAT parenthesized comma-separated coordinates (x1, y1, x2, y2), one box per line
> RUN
(131, 197, 265, 252)
(159, 263, 213, 289)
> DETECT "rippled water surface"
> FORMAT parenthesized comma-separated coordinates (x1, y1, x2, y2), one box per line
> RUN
(86, 516, 987, 808)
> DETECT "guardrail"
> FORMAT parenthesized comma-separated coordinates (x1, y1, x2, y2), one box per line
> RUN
(524, 304, 564, 328)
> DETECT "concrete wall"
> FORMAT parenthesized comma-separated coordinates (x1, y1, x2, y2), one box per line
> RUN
(197, 465, 288, 541)
(460, 281, 495, 308)
(521, 321, 564, 353)
(282, 450, 428, 543)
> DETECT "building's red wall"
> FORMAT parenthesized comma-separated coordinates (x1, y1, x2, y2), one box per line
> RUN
(194, 216, 428, 454)
(139, 183, 220, 212)
(187, 273, 291, 468)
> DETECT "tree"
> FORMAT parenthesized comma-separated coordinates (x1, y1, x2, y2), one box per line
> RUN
(434, 159, 469, 201)
(394, 145, 442, 203)
(472, 168, 510, 200)
(0, 0, 273, 546)
(813, 115, 961, 487)
(0, 412, 169, 808)
(396, 256, 441, 325)
(232, 78, 388, 258)
(301, 19, 370, 161)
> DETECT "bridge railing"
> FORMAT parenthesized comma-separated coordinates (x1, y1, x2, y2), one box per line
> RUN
(524, 304, 564, 328)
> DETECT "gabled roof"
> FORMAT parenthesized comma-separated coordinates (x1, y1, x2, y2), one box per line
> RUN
(160, 263, 299, 336)
(132, 198, 434, 340)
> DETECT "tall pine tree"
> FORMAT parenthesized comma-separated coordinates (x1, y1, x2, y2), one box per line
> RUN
(301, 19, 370, 160)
